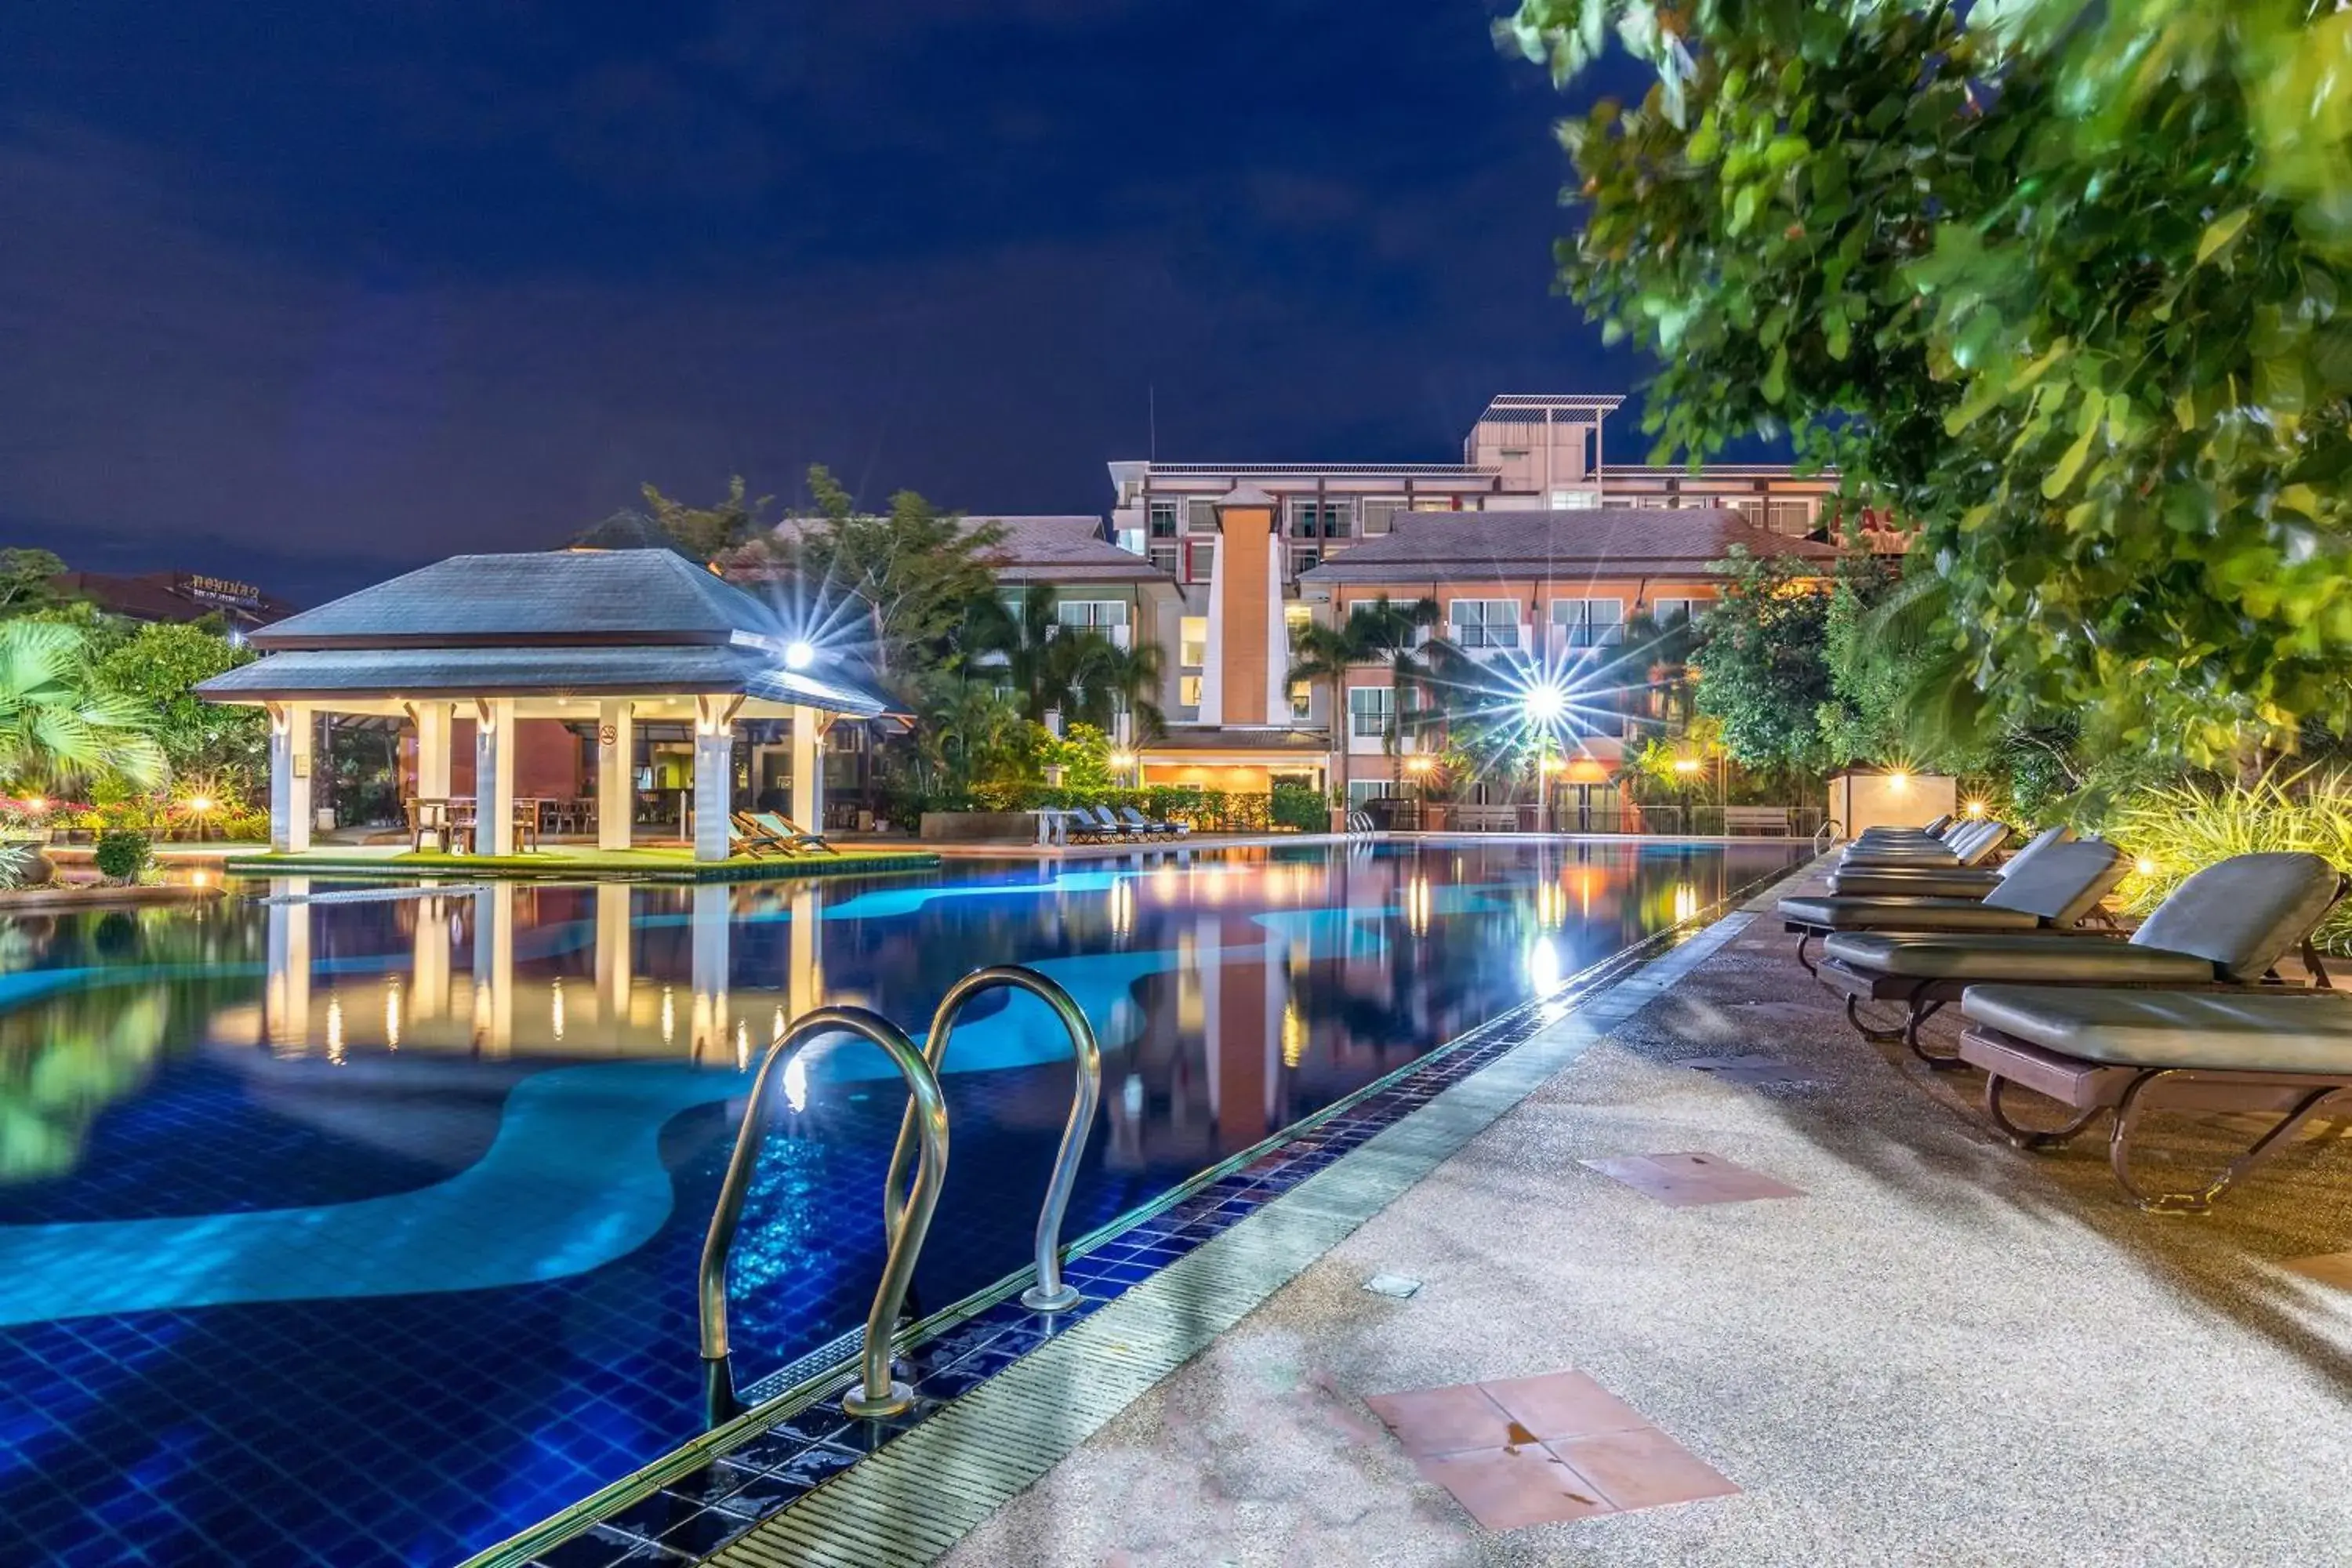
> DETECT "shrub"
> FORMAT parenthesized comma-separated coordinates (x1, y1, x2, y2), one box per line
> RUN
(93, 829, 153, 884)
(0, 841, 34, 891)
(1269, 782, 1329, 833)
(2105, 773, 2352, 954)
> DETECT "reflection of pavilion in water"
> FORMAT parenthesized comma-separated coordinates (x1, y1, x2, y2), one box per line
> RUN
(247, 880, 829, 1068)
(239, 843, 1714, 1169)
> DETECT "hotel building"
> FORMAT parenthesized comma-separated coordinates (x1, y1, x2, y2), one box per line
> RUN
(1088, 394, 1875, 805)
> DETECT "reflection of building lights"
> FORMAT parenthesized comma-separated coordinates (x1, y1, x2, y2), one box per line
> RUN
(325, 995, 345, 1063)
(191, 869, 210, 889)
(1406, 875, 1432, 936)
(1535, 882, 1566, 931)
(773, 1006, 787, 1040)
(550, 977, 565, 1040)
(1281, 1001, 1308, 1068)
(659, 985, 676, 1045)
(385, 979, 402, 1048)
(1673, 882, 1699, 924)
(784, 1053, 809, 1112)
(1109, 877, 1134, 936)
(784, 640, 815, 670)
(1526, 936, 1563, 994)
(735, 1018, 750, 1071)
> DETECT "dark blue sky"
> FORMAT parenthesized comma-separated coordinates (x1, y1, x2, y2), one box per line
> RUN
(1, 1, 1670, 604)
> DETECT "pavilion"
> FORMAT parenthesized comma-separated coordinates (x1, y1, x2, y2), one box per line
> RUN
(197, 549, 896, 861)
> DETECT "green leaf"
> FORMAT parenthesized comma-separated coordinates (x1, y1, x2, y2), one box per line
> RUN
(2196, 209, 2251, 265)
(2042, 391, 2106, 499)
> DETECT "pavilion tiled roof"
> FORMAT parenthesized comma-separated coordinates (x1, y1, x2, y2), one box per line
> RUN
(197, 550, 895, 716)
(1298, 507, 1840, 584)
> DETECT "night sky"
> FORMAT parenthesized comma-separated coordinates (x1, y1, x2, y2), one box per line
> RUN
(2, 2, 1672, 607)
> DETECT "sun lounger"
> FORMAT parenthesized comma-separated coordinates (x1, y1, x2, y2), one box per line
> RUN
(1817, 851, 2345, 1064)
(1828, 826, 2072, 898)
(747, 810, 836, 854)
(1837, 818, 2009, 871)
(1780, 836, 2125, 976)
(1853, 812, 1954, 843)
(1955, 985, 2352, 1211)
(729, 812, 797, 858)
(1117, 804, 1187, 838)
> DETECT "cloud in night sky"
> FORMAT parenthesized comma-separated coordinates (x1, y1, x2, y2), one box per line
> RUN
(0, 0, 1675, 604)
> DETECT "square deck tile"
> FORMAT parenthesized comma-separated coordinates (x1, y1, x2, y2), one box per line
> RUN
(1366, 1370, 1740, 1530)
(1579, 1151, 1804, 1206)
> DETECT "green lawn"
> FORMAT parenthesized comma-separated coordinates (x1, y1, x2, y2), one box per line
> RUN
(223, 845, 939, 883)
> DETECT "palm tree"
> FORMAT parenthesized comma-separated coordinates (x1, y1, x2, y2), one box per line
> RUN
(967, 586, 1162, 740)
(0, 622, 165, 791)
(1287, 595, 1460, 792)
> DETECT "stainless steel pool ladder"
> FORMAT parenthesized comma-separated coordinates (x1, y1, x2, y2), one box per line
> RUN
(697, 966, 1105, 1419)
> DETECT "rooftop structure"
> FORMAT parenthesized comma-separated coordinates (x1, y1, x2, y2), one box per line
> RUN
(51, 568, 301, 635)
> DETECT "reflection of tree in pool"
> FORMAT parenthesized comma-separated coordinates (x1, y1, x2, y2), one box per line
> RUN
(0, 989, 169, 1181)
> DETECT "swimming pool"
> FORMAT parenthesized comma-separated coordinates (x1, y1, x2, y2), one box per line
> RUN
(0, 839, 1806, 1565)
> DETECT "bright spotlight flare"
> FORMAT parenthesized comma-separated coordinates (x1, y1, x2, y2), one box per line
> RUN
(783, 640, 815, 671)
(1519, 679, 1570, 728)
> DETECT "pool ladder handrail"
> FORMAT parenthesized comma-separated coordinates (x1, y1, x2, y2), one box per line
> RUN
(697, 966, 1104, 1419)
(698, 1005, 948, 1419)
(882, 964, 1103, 1313)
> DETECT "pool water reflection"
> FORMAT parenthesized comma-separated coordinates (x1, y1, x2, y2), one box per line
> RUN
(0, 839, 1802, 1566)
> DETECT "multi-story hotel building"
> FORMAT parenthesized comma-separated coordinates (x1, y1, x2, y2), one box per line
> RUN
(1094, 394, 1871, 804)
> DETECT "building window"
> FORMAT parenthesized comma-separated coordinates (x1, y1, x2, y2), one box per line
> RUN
(1552, 598, 1624, 648)
(1551, 489, 1602, 510)
(1288, 681, 1313, 721)
(1178, 674, 1204, 709)
(1649, 597, 1703, 627)
(1348, 779, 1397, 805)
(1348, 686, 1393, 739)
(1766, 499, 1813, 535)
(1179, 615, 1208, 668)
(1186, 499, 1218, 532)
(1283, 604, 1312, 649)
(1148, 545, 1178, 575)
(1448, 599, 1522, 649)
(1290, 547, 1322, 578)
(1184, 539, 1216, 582)
(1056, 600, 1128, 630)
(1149, 500, 1180, 539)
(1288, 500, 1354, 539)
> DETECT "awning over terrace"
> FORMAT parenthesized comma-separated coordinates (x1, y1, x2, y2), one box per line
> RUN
(197, 548, 898, 860)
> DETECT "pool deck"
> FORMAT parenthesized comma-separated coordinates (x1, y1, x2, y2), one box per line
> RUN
(911, 856, 2352, 1565)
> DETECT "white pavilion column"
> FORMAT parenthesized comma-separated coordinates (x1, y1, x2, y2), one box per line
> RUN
(412, 892, 452, 1022)
(692, 695, 737, 862)
(268, 702, 314, 853)
(597, 699, 635, 851)
(415, 702, 453, 800)
(789, 705, 822, 831)
(474, 698, 516, 855)
(786, 884, 821, 1019)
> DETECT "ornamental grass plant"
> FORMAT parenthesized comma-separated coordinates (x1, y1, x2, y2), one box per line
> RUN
(2107, 772, 2352, 955)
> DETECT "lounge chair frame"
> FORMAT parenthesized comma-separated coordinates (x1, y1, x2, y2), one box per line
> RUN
(1959, 1023, 2352, 1213)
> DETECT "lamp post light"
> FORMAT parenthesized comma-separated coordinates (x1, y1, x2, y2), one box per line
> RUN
(187, 793, 215, 844)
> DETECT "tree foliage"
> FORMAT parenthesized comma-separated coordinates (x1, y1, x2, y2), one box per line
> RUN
(966, 587, 1164, 737)
(0, 550, 64, 616)
(0, 622, 165, 790)
(94, 621, 266, 783)
(639, 476, 769, 562)
(772, 464, 1004, 691)
(1690, 550, 1836, 771)
(1502, 0, 2352, 764)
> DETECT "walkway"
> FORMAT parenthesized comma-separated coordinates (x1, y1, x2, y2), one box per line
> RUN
(922, 862, 2352, 1565)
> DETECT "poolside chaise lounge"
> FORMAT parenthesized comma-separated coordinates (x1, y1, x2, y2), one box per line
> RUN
(748, 811, 837, 854)
(1828, 826, 2072, 898)
(1118, 804, 1189, 838)
(1083, 804, 1151, 840)
(1817, 851, 2345, 1065)
(728, 812, 795, 858)
(1779, 837, 2125, 976)
(1955, 984, 2352, 1212)
(1836, 818, 2010, 872)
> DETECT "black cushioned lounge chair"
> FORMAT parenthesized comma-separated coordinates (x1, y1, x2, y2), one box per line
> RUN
(1819, 851, 2344, 1065)
(1956, 985, 2352, 1211)
(1827, 825, 2072, 899)
(1780, 837, 2125, 977)
(1837, 818, 2009, 872)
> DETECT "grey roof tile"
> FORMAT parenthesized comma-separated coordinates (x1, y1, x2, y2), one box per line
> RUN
(1299, 507, 1839, 583)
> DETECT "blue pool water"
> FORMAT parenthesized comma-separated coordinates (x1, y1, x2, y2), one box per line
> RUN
(0, 839, 1803, 1566)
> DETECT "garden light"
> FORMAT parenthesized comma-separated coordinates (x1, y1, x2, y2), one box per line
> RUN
(2136, 857, 2157, 877)
(187, 795, 213, 814)
(1522, 682, 1567, 724)
(1964, 798, 1986, 818)
(1889, 771, 1910, 789)
(1673, 757, 1701, 776)
(1406, 755, 1433, 774)
(1108, 750, 1137, 771)
(784, 640, 815, 671)
(24, 796, 45, 813)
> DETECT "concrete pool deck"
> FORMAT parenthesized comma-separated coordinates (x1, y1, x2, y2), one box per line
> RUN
(920, 859, 2352, 1566)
